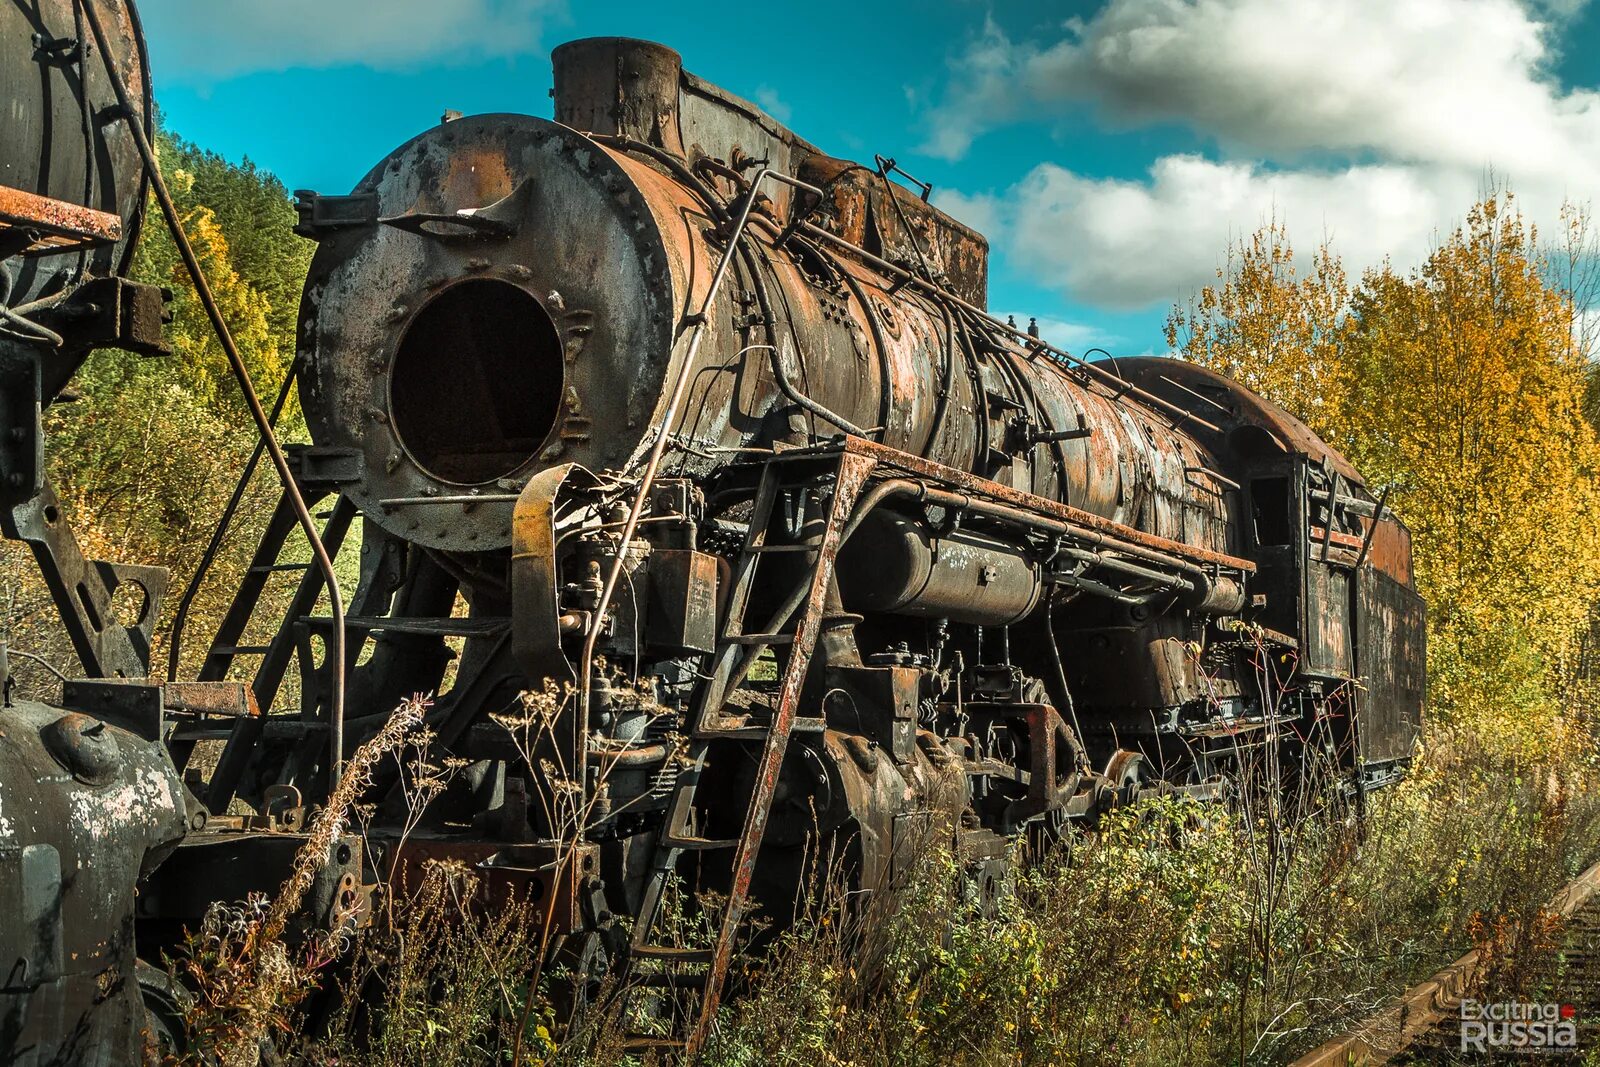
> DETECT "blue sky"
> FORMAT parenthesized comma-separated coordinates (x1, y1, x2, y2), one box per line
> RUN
(143, 0, 1600, 356)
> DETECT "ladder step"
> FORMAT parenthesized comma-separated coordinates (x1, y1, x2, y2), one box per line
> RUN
(726, 632, 794, 645)
(173, 721, 324, 743)
(248, 562, 310, 574)
(167, 728, 234, 742)
(631, 945, 712, 963)
(746, 543, 815, 554)
(661, 834, 738, 852)
(695, 716, 826, 740)
(299, 615, 509, 638)
(211, 644, 273, 655)
(263, 721, 326, 739)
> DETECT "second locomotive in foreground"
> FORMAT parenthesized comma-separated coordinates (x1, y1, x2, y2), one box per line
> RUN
(139, 36, 1424, 1042)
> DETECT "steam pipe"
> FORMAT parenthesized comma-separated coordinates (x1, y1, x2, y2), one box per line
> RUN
(794, 221, 1222, 436)
(754, 339, 867, 437)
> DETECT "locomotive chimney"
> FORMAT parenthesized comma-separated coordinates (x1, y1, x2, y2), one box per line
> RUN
(551, 38, 686, 158)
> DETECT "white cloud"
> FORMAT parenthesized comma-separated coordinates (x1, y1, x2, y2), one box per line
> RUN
(926, 0, 1600, 309)
(142, 0, 560, 82)
(924, 0, 1596, 168)
(995, 312, 1124, 352)
(940, 156, 1470, 309)
(753, 85, 794, 125)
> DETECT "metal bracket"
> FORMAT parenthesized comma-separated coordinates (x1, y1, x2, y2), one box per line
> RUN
(289, 445, 364, 491)
(292, 191, 379, 238)
(0, 480, 168, 680)
(295, 180, 533, 242)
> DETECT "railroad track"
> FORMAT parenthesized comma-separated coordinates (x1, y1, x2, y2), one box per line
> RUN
(1293, 858, 1600, 1065)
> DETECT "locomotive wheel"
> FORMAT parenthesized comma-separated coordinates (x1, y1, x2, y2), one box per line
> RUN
(547, 921, 625, 1028)
(137, 958, 192, 1059)
(1102, 750, 1151, 808)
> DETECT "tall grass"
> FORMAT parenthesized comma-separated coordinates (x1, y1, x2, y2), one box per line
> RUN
(167, 704, 1600, 1066)
(694, 724, 1600, 1066)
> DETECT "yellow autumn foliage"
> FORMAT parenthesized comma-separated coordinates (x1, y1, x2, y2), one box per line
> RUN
(1168, 192, 1600, 751)
(1166, 218, 1349, 438)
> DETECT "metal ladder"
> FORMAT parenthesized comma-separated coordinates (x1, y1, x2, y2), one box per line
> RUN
(620, 450, 873, 1056)
(185, 488, 356, 810)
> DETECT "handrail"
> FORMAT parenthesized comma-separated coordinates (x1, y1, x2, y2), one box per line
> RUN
(79, 0, 349, 788)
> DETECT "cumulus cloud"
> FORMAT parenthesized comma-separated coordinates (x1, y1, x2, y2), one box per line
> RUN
(926, 0, 1600, 309)
(939, 157, 1470, 309)
(753, 85, 794, 125)
(142, 0, 559, 82)
(924, 0, 1593, 167)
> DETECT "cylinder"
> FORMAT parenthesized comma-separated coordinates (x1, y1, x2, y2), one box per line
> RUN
(294, 58, 1233, 559)
(835, 510, 1042, 626)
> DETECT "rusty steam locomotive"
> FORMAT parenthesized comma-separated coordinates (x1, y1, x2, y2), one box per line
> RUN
(1, 8, 1424, 1060)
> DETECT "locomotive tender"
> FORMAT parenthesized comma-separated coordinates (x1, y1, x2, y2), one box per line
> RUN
(0, 14, 1424, 1059)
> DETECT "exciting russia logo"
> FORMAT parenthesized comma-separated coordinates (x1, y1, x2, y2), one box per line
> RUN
(1460, 999, 1579, 1054)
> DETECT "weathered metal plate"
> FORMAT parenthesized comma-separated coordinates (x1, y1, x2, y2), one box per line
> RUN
(0, 185, 122, 251)
(1355, 566, 1426, 764)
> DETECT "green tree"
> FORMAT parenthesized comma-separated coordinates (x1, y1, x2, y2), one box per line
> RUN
(2, 124, 314, 686)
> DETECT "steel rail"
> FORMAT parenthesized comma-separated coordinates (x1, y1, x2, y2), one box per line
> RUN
(1292, 855, 1600, 1067)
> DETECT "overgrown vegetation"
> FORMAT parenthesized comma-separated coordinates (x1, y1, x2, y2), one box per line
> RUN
(700, 741, 1600, 1065)
(0, 124, 313, 696)
(8, 126, 1600, 1064)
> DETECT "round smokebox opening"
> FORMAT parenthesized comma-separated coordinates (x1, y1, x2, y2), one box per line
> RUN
(389, 279, 564, 485)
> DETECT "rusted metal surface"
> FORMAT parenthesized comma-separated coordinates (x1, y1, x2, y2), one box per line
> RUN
(689, 449, 876, 1055)
(373, 832, 596, 930)
(0, 184, 122, 250)
(195, 42, 1425, 1056)
(161, 681, 261, 719)
(293, 41, 1238, 563)
(800, 154, 989, 307)
(0, 28, 1428, 1061)
(837, 508, 1043, 625)
(0, 700, 187, 1067)
(2, 481, 168, 683)
(1119, 357, 1369, 488)
(0, 0, 151, 304)
(829, 435, 1254, 573)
